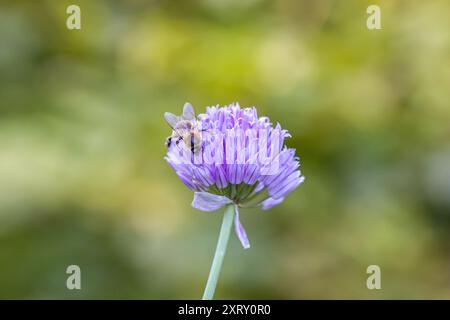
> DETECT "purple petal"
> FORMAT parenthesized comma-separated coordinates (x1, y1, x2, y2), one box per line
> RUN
(271, 175, 305, 199)
(270, 170, 301, 197)
(234, 206, 250, 249)
(261, 197, 285, 210)
(191, 192, 232, 212)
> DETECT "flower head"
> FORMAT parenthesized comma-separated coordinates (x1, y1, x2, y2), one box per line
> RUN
(165, 102, 304, 248)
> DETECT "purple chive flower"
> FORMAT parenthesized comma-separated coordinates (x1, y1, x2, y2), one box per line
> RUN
(165, 102, 304, 249)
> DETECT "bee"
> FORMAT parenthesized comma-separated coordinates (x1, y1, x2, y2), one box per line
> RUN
(164, 102, 205, 154)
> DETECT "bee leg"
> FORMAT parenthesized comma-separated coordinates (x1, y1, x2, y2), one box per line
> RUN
(166, 137, 172, 148)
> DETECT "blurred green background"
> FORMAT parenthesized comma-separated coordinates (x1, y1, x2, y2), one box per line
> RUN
(1, 0, 449, 299)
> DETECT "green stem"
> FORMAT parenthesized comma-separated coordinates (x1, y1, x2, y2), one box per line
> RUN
(202, 204, 235, 300)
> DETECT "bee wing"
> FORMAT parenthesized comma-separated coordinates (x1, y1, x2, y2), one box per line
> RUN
(164, 112, 180, 129)
(182, 102, 196, 120)
(164, 112, 188, 149)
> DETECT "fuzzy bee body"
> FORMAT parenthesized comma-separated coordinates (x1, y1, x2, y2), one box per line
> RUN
(164, 103, 204, 155)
